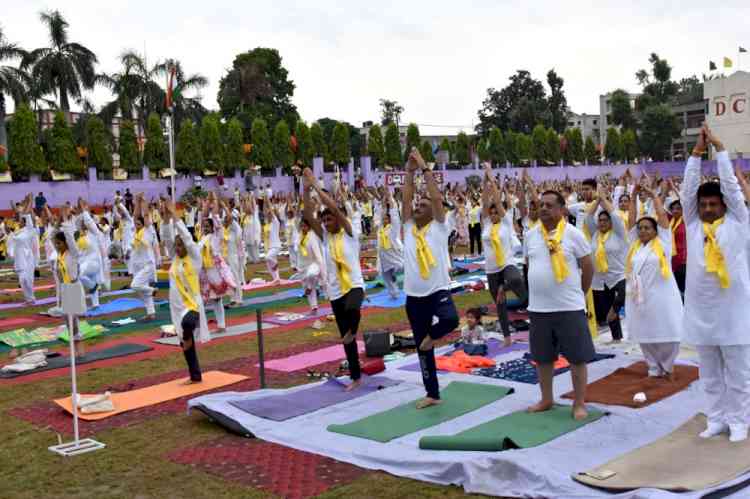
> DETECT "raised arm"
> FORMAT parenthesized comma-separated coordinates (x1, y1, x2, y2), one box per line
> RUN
(301, 168, 324, 239)
(680, 126, 707, 223)
(706, 126, 748, 225)
(413, 148, 445, 223)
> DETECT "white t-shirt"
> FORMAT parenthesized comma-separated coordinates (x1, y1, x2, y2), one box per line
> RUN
(482, 212, 515, 274)
(524, 222, 590, 312)
(403, 219, 452, 297)
(322, 226, 364, 301)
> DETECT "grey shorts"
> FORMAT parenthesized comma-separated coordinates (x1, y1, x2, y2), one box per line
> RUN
(529, 310, 595, 364)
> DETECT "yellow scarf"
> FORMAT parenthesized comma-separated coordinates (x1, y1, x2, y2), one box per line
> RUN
(329, 230, 352, 294)
(527, 218, 540, 230)
(379, 224, 392, 251)
(133, 227, 145, 250)
(595, 231, 611, 273)
(582, 201, 596, 241)
(669, 217, 683, 258)
(490, 223, 505, 268)
(541, 218, 569, 283)
(76, 234, 89, 252)
(625, 237, 671, 279)
(412, 223, 436, 279)
(222, 227, 230, 258)
(703, 217, 730, 288)
(57, 251, 71, 284)
(201, 238, 214, 269)
(170, 255, 200, 312)
(263, 223, 271, 251)
(617, 210, 629, 227)
(299, 231, 309, 258)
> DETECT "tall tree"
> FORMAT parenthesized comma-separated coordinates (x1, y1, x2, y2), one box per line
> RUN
(295, 120, 313, 166)
(477, 137, 491, 162)
(272, 119, 293, 171)
(404, 123, 420, 161)
(46, 111, 81, 175)
(175, 119, 202, 174)
(310, 122, 327, 161)
(0, 27, 29, 163)
(545, 128, 561, 164)
(7, 103, 44, 176)
(584, 136, 599, 164)
(635, 53, 680, 111)
(143, 112, 167, 171)
(85, 115, 112, 173)
(97, 51, 157, 127)
(455, 132, 471, 165)
(217, 48, 298, 130)
(117, 119, 139, 173)
(608, 89, 637, 130)
(566, 128, 584, 164)
(621, 128, 639, 162)
(224, 117, 245, 171)
(200, 114, 225, 173)
(23, 10, 97, 111)
(366, 123, 384, 168)
(639, 104, 680, 161)
(439, 138, 451, 163)
(250, 117, 273, 170)
(504, 131, 518, 166)
(546, 69, 568, 133)
(384, 122, 402, 168)
(516, 133, 532, 164)
(604, 127, 623, 162)
(330, 121, 350, 167)
(379, 99, 403, 126)
(488, 127, 505, 167)
(531, 125, 548, 164)
(476, 70, 549, 135)
(420, 141, 435, 163)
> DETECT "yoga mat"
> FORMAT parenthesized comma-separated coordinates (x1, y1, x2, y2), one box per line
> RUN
(0, 326, 63, 348)
(0, 288, 135, 311)
(573, 413, 750, 492)
(363, 290, 406, 308)
(154, 322, 278, 346)
(54, 370, 248, 420)
(242, 279, 300, 291)
(476, 352, 615, 384)
(420, 405, 606, 451)
(562, 361, 699, 408)
(0, 343, 152, 379)
(453, 261, 482, 272)
(57, 321, 108, 343)
(327, 381, 514, 443)
(0, 283, 55, 295)
(84, 297, 168, 317)
(262, 341, 365, 372)
(230, 376, 402, 421)
(264, 306, 333, 326)
(0, 316, 40, 329)
(400, 340, 527, 373)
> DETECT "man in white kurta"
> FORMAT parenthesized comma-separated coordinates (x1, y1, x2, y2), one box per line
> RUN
(680, 127, 750, 442)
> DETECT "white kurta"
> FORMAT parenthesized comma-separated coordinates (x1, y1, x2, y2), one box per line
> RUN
(481, 212, 515, 274)
(376, 207, 404, 274)
(625, 226, 683, 343)
(169, 221, 210, 344)
(680, 151, 750, 346)
(8, 214, 38, 273)
(586, 209, 628, 290)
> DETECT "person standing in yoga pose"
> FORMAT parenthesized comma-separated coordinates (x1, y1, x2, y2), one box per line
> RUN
(402, 148, 460, 409)
(376, 186, 404, 300)
(7, 194, 39, 306)
(302, 167, 365, 391)
(262, 192, 282, 284)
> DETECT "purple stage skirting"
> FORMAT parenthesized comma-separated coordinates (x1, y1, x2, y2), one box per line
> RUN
(229, 376, 402, 421)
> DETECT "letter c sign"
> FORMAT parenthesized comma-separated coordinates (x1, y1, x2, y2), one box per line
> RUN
(733, 98, 746, 114)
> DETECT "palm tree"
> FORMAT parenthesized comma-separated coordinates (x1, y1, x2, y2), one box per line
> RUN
(22, 10, 97, 111)
(0, 26, 29, 156)
(153, 58, 208, 132)
(97, 50, 150, 125)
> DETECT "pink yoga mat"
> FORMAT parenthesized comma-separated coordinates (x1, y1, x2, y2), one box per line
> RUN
(242, 279, 300, 291)
(0, 316, 38, 329)
(0, 284, 55, 295)
(261, 341, 365, 372)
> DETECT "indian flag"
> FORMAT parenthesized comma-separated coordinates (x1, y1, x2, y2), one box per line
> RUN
(165, 66, 179, 110)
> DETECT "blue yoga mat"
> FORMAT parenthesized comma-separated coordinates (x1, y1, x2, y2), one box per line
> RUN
(364, 290, 406, 308)
(85, 297, 167, 317)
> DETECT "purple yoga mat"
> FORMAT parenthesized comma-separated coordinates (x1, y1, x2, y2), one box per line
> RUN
(259, 341, 365, 372)
(229, 376, 403, 421)
(264, 306, 333, 326)
(399, 339, 528, 372)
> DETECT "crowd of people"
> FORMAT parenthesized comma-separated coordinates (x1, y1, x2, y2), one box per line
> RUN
(0, 124, 746, 441)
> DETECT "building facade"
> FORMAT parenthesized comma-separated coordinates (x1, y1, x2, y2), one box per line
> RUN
(567, 112, 602, 144)
(704, 71, 750, 159)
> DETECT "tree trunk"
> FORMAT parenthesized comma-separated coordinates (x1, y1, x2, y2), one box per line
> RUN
(60, 87, 70, 112)
(0, 93, 6, 157)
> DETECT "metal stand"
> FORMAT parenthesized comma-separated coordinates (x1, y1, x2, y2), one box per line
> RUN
(49, 313, 105, 457)
(256, 309, 265, 388)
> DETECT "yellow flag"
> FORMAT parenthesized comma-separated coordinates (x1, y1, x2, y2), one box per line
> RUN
(724, 57, 733, 68)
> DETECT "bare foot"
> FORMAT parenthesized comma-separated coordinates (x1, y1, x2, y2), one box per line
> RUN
(416, 397, 442, 409)
(573, 404, 588, 420)
(527, 400, 554, 413)
(182, 378, 202, 385)
(344, 379, 362, 392)
(419, 336, 434, 351)
(342, 332, 355, 344)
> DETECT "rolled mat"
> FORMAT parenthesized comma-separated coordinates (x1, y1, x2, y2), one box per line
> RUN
(327, 381, 514, 443)
(54, 371, 248, 420)
(573, 413, 750, 491)
(0, 343, 152, 379)
(230, 376, 402, 421)
(419, 405, 606, 451)
(261, 341, 364, 372)
(561, 361, 698, 408)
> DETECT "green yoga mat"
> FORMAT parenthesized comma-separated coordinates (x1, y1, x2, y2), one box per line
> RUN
(419, 405, 606, 451)
(327, 381, 514, 443)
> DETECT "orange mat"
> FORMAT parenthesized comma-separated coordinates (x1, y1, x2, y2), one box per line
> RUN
(53, 371, 248, 421)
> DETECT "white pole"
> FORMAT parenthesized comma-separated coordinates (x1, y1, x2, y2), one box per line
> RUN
(67, 314, 80, 445)
(167, 114, 176, 204)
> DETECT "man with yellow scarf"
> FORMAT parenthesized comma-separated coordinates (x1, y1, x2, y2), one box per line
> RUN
(302, 167, 365, 392)
(376, 187, 404, 300)
(586, 183, 628, 343)
(402, 148, 459, 410)
(681, 125, 750, 443)
(480, 163, 526, 347)
(525, 190, 595, 420)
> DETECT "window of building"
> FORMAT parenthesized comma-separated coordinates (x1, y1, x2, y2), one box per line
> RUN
(593, 120, 598, 125)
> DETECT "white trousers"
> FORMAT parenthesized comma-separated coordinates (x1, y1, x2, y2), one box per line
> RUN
(227, 257, 244, 303)
(209, 298, 226, 329)
(131, 264, 156, 315)
(17, 267, 35, 302)
(640, 342, 680, 376)
(266, 248, 280, 281)
(696, 345, 750, 427)
(246, 243, 260, 264)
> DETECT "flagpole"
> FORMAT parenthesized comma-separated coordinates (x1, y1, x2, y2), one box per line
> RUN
(167, 113, 176, 204)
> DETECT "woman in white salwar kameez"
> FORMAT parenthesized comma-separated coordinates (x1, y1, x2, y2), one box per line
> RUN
(297, 218, 326, 314)
(165, 201, 209, 382)
(53, 205, 86, 357)
(262, 195, 282, 283)
(7, 195, 39, 305)
(121, 195, 157, 321)
(242, 194, 261, 265)
(376, 188, 404, 300)
(624, 185, 683, 378)
(217, 199, 244, 307)
(74, 199, 105, 309)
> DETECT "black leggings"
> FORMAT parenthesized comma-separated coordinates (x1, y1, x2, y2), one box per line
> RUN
(469, 223, 482, 254)
(331, 288, 364, 381)
(593, 279, 626, 341)
(488, 266, 528, 337)
(181, 310, 202, 382)
(673, 264, 686, 299)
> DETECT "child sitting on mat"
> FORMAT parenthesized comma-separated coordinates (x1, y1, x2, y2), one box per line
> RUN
(460, 308, 487, 356)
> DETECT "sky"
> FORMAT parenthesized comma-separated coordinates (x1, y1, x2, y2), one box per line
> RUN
(3, 1, 749, 136)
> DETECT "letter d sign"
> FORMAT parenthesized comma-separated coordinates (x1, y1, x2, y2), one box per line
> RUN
(715, 101, 726, 116)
